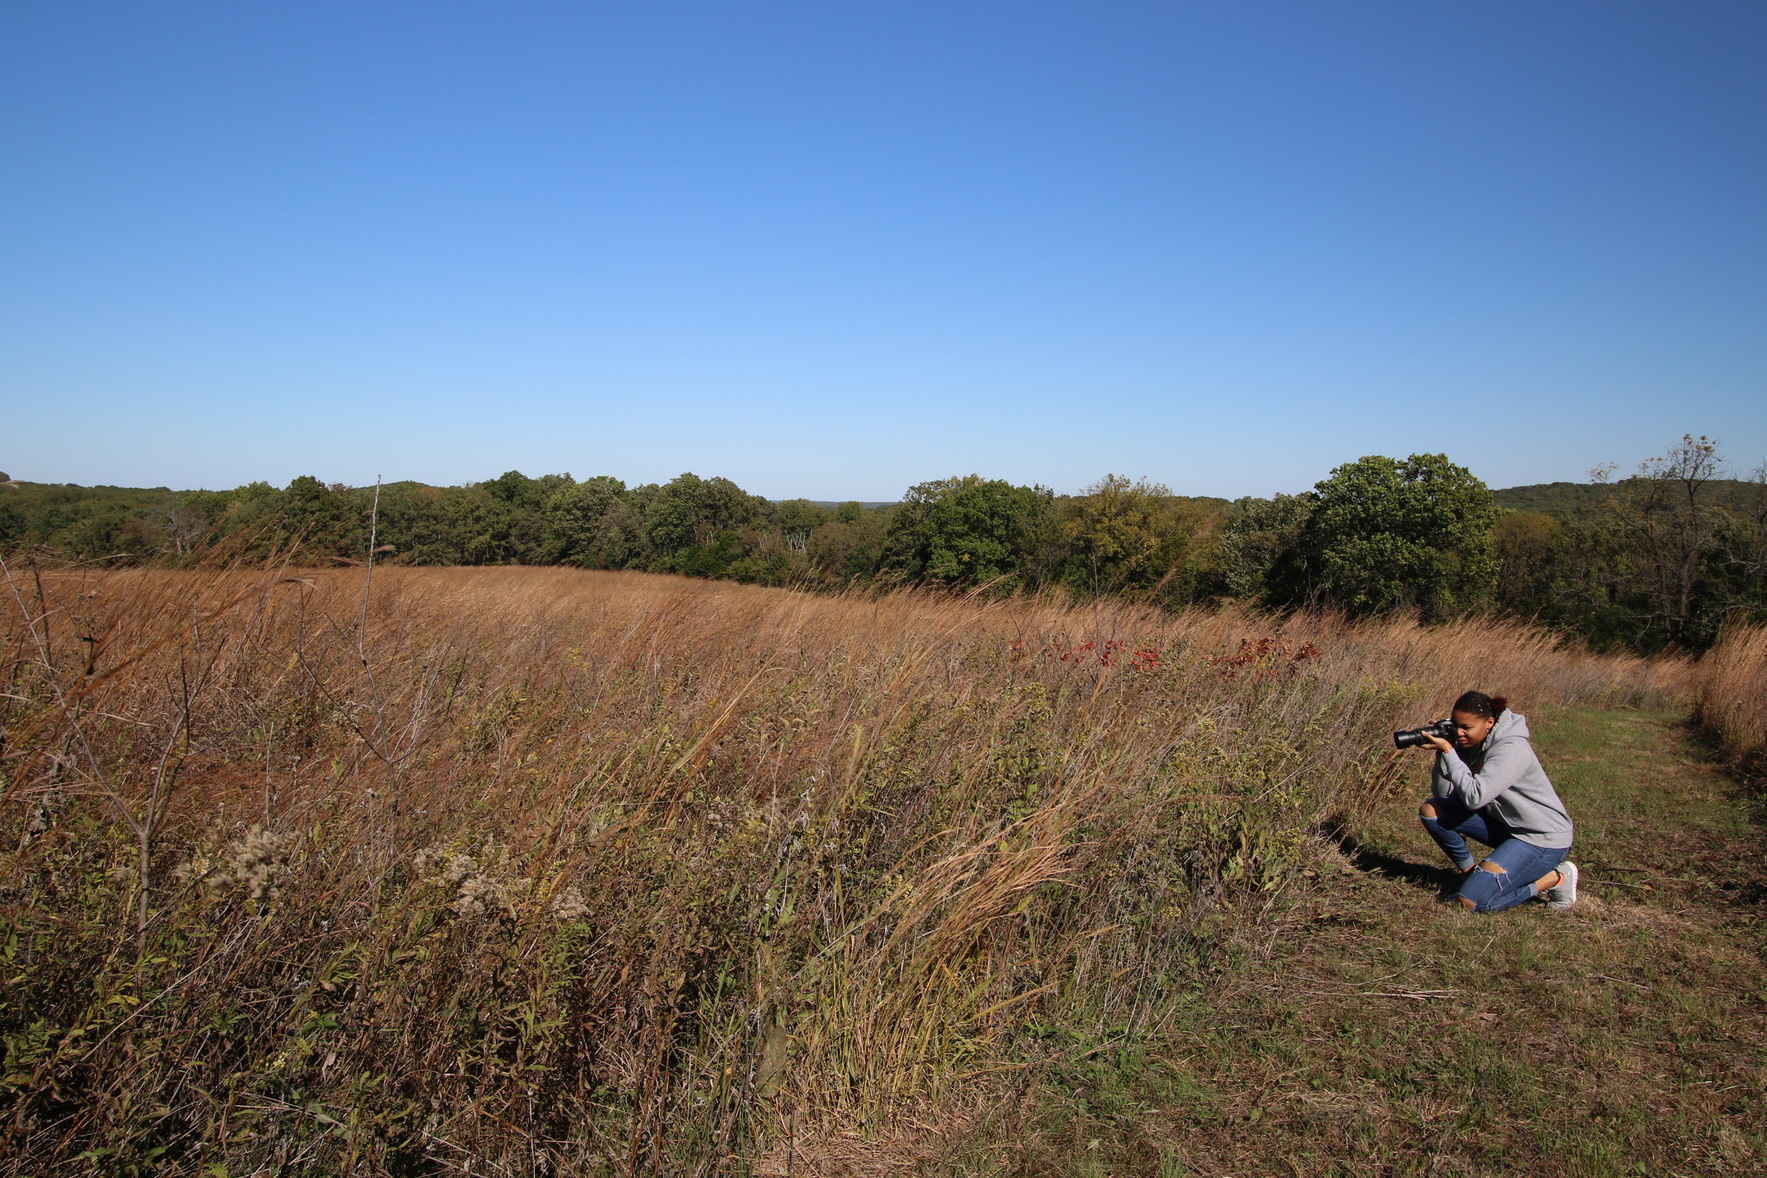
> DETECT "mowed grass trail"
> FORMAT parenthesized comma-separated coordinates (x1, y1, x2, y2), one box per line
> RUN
(946, 708, 1765, 1177)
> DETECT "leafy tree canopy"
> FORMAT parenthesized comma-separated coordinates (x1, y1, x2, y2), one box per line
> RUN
(1059, 474, 1188, 596)
(882, 475, 1055, 587)
(1292, 453, 1498, 620)
(1219, 493, 1314, 603)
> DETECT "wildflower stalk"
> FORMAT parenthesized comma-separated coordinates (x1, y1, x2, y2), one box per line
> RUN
(358, 474, 381, 666)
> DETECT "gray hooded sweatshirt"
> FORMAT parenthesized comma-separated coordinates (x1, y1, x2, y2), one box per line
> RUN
(1431, 710, 1574, 848)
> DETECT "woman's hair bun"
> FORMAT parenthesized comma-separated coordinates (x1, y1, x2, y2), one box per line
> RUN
(1452, 690, 1507, 718)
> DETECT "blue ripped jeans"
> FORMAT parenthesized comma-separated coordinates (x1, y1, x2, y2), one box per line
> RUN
(1419, 795, 1570, 914)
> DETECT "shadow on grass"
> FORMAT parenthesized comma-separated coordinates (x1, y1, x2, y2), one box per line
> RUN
(1320, 821, 1463, 899)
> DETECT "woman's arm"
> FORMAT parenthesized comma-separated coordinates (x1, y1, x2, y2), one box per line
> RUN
(1429, 753, 1455, 799)
(1435, 740, 1537, 809)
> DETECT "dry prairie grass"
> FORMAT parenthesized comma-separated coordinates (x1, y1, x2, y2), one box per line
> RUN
(0, 563, 1689, 1174)
(1694, 622, 1767, 775)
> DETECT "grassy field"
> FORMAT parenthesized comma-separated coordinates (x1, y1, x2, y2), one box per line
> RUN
(0, 564, 1754, 1175)
(966, 707, 1764, 1177)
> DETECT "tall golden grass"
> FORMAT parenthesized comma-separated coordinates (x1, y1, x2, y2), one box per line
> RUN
(0, 563, 1685, 1174)
(1694, 622, 1767, 772)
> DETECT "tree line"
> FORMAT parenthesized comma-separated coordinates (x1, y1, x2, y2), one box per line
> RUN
(2, 435, 1762, 653)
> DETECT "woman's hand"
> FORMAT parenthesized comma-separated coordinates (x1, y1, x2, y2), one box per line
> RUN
(1422, 733, 1454, 754)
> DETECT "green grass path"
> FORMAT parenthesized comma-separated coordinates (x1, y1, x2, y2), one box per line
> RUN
(958, 708, 1766, 1177)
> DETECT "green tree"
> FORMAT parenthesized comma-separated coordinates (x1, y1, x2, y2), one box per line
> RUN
(1292, 454, 1498, 620)
(441, 489, 542, 565)
(881, 476, 1055, 588)
(1218, 494, 1314, 604)
(1604, 435, 1730, 647)
(641, 473, 767, 573)
(483, 470, 544, 510)
(807, 507, 894, 583)
(1491, 506, 1645, 646)
(1703, 504, 1767, 632)
(1575, 435, 1766, 650)
(1717, 462, 1767, 622)
(0, 500, 23, 550)
(772, 499, 832, 554)
(586, 498, 643, 569)
(283, 475, 361, 558)
(208, 482, 287, 558)
(542, 476, 630, 566)
(59, 508, 143, 561)
(366, 483, 443, 564)
(1058, 475, 1188, 596)
(1492, 509, 1564, 620)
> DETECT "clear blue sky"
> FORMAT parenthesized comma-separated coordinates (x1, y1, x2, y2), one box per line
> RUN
(7, 0, 1763, 499)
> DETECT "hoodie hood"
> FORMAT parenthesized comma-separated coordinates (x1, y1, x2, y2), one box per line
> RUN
(1482, 709, 1530, 750)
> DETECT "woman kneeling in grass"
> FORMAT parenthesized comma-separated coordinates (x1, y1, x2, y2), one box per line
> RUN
(1413, 691, 1579, 913)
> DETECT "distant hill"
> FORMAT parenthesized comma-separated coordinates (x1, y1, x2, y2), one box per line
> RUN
(792, 500, 897, 510)
(1494, 478, 1763, 517)
(8, 478, 1755, 523)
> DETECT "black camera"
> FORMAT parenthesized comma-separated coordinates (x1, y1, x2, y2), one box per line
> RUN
(1393, 719, 1457, 749)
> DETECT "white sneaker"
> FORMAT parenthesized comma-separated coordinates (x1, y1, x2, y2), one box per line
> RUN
(1542, 860, 1578, 910)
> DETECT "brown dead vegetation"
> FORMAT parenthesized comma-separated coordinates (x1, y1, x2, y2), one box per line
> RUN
(1695, 621, 1767, 777)
(0, 563, 1692, 1174)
